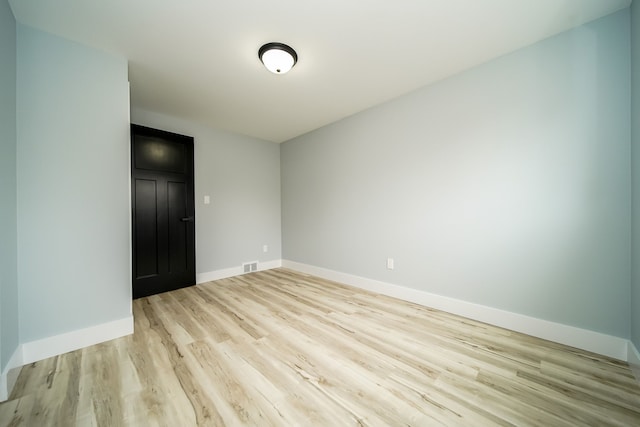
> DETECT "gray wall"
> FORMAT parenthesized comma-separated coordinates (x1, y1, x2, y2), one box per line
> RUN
(16, 25, 131, 341)
(130, 109, 282, 275)
(282, 10, 631, 338)
(632, 2, 640, 349)
(0, 1, 18, 372)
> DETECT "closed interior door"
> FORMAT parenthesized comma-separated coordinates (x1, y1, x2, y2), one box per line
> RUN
(131, 124, 195, 299)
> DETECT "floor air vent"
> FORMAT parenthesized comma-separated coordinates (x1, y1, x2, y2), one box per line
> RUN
(242, 261, 258, 273)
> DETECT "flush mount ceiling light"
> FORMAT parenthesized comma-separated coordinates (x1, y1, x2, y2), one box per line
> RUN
(259, 42, 298, 74)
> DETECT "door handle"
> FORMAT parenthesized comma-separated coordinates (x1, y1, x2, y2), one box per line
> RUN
(180, 216, 194, 222)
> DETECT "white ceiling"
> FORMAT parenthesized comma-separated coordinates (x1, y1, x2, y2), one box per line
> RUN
(9, 0, 631, 143)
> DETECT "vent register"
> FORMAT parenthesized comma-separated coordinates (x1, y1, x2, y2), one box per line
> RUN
(242, 262, 258, 273)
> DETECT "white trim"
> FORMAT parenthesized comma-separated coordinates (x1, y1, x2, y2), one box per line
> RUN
(282, 260, 629, 361)
(0, 372, 5, 403)
(21, 315, 133, 366)
(1, 316, 133, 402)
(1, 370, 8, 402)
(197, 259, 282, 284)
(0, 346, 23, 402)
(629, 341, 640, 384)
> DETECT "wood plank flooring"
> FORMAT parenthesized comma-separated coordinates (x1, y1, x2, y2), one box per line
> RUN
(1, 268, 639, 426)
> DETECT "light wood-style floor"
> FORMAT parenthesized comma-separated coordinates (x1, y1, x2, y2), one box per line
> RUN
(1, 268, 640, 426)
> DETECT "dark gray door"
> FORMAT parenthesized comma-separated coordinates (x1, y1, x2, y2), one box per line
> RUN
(131, 124, 195, 299)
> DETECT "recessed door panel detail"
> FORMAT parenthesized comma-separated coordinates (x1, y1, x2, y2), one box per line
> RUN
(134, 135, 186, 173)
(167, 181, 188, 273)
(134, 179, 158, 279)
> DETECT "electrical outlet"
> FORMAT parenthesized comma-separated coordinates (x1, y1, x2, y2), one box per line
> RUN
(387, 258, 394, 270)
(263, 245, 268, 253)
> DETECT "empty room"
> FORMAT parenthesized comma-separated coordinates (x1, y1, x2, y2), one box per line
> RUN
(2, 0, 640, 425)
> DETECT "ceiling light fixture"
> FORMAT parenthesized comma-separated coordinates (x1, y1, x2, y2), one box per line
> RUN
(259, 42, 298, 74)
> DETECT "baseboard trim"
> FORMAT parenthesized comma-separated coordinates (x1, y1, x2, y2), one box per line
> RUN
(629, 341, 640, 384)
(0, 346, 23, 402)
(197, 259, 282, 284)
(1, 315, 133, 402)
(21, 315, 133, 366)
(282, 260, 629, 361)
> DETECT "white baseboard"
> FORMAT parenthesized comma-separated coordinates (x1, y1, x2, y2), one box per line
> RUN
(629, 341, 640, 384)
(21, 315, 133, 366)
(282, 260, 629, 361)
(0, 346, 23, 402)
(1, 315, 133, 402)
(197, 259, 282, 284)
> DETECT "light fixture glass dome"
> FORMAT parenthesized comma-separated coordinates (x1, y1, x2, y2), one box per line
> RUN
(259, 43, 297, 74)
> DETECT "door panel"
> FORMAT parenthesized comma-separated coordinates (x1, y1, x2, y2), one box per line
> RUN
(131, 124, 195, 299)
(134, 135, 187, 173)
(134, 178, 159, 279)
(167, 181, 188, 272)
